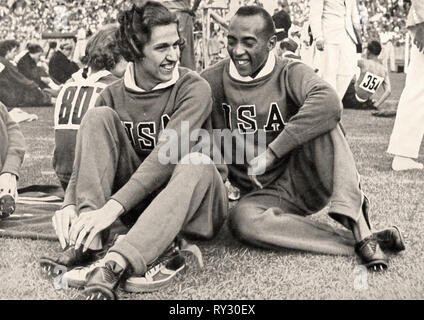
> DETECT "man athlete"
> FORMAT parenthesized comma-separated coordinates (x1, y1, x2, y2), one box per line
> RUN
(201, 6, 405, 270)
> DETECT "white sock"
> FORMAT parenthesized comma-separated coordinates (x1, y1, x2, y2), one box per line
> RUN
(103, 252, 128, 270)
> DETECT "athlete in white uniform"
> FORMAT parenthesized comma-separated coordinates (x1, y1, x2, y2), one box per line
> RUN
(387, 0, 424, 171)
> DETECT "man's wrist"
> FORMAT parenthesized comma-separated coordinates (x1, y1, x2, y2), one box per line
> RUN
(104, 199, 125, 219)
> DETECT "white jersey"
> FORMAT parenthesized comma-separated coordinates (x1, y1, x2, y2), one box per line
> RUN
(54, 69, 116, 130)
(53, 69, 118, 183)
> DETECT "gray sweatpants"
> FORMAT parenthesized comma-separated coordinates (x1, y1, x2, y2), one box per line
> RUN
(69, 107, 228, 275)
(229, 125, 365, 256)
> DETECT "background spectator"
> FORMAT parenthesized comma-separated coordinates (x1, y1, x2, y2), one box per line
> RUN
(48, 42, 79, 84)
(0, 39, 52, 108)
(17, 43, 50, 89)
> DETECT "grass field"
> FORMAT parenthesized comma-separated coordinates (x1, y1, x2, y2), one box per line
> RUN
(1, 72, 423, 300)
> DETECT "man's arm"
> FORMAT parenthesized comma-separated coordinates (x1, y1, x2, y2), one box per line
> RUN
(309, 0, 325, 50)
(373, 71, 391, 108)
(268, 62, 342, 159)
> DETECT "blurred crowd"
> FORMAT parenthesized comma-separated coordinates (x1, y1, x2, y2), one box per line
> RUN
(0, 0, 413, 45)
(0, 0, 414, 74)
(0, 0, 133, 42)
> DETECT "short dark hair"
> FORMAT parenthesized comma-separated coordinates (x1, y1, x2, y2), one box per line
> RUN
(367, 40, 382, 56)
(272, 9, 291, 41)
(116, 1, 180, 62)
(280, 38, 298, 53)
(49, 41, 57, 49)
(27, 44, 43, 54)
(234, 6, 276, 39)
(60, 43, 72, 51)
(0, 40, 19, 57)
(82, 25, 123, 72)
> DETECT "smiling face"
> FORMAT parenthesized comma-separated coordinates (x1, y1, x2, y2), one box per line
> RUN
(134, 23, 180, 91)
(227, 14, 276, 78)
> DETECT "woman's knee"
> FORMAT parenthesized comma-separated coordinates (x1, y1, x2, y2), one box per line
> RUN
(81, 107, 119, 129)
(175, 153, 216, 179)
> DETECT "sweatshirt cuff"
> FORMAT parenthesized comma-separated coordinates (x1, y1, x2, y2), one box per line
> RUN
(111, 180, 148, 213)
(1, 154, 23, 178)
(268, 130, 300, 159)
(62, 189, 76, 208)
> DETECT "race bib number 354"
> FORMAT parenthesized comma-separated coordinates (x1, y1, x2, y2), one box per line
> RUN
(359, 72, 384, 94)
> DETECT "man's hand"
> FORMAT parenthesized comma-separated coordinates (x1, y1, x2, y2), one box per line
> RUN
(316, 38, 325, 51)
(0, 173, 18, 201)
(41, 76, 51, 84)
(413, 23, 424, 52)
(69, 199, 124, 252)
(52, 205, 77, 249)
(247, 149, 277, 189)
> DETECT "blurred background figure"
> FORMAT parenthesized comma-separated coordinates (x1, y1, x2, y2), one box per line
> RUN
(17, 43, 50, 90)
(279, 38, 300, 60)
(48, 42, 79, 84)
(272, 8, 292, 59)
(342, 40, 391, 111)
(0, 39, 52, 108)
(358, 0, 369, 37)
(379, 24, 396, 72)
(45, 41, 58, 61)
(309, 0, 362, 100)
(73, 27, 88, 66)
(387, 0, 424, 171)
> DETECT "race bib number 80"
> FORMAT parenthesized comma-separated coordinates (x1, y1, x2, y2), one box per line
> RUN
(359, 72, 384, 94)
(54, 84, 104, 130)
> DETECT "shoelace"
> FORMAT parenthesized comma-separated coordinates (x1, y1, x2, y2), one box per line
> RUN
(145, 260, 167, 276)
(103, 262, 123, 283)
(368, 238, 378, 252)
(146, 247, 179, 274)
(71, 258, 106, 274)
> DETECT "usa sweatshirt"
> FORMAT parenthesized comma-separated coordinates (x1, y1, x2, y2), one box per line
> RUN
(63, 64, 212, 212)
(201, 55, 342, 191)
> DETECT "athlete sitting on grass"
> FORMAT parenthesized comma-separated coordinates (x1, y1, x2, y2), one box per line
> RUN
(342, 40, 392, 112)
(0, 101, 25, 219)
(53, 25, 127, 191)
(201, 6, 405, 271)
(40, 1, 227, 300)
